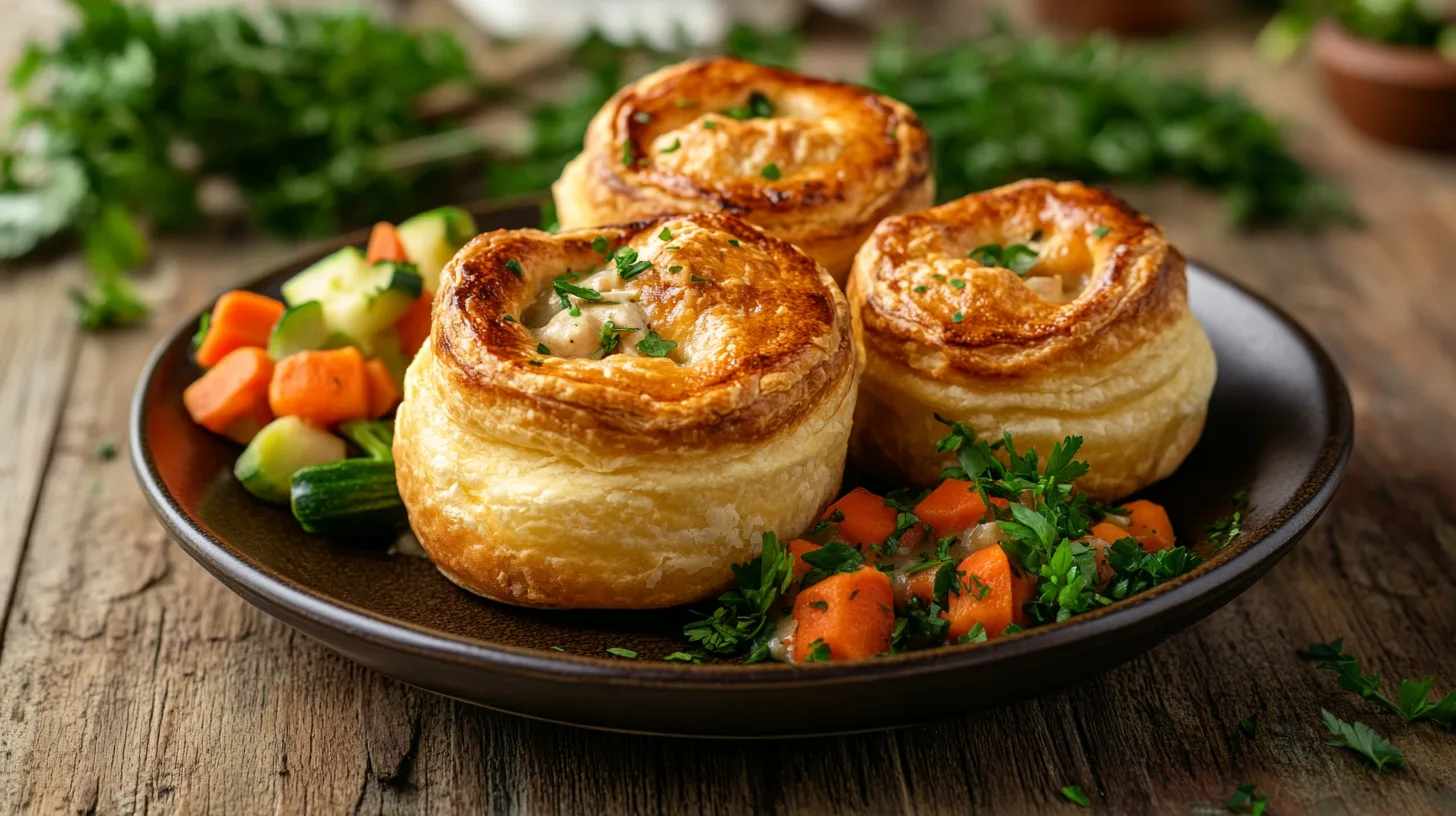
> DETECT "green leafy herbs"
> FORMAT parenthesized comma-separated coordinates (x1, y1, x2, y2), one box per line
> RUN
(658, 226, 672, 241)
(95, 441, 117, 461)
(1103, 537, 1201, 600)
(892, 596, 951, 651)
(660, 138, 682, 154)
(592, 235, 610, 255)
(690, 274, 709, 283)
(635, 331, 677, 358)
(536, 342, 551, 355)
(5, 0, 479, 327)
(1092, 225, 1112, 238)
(866, 23, 1353, 229)
(1321, 710, 1403, 771)
(1259, 1, 1456, 63)
(611, 246, 653, 280)
(605, 647, 639, 659)
(760, 163, 782, 181)
(553, 275, 602, 316)
(190, 312, 211, 352)
(1309, 638, 1456, 729)
(1227, 783, 1268, 815)
(955, 621, 987, 645)
(967, 242, 1039, 276)
(1206, 489, 1253, 549)
(1239, 714, 1257, 738)
(722, 90, 775, 121)
(724, 24, 802, 70)
(598, 320, 639, 354)
(662, 651, 703, 664)
(800, 542, 865, 588)
(682, 532, 794, 661)
(804, 639, 832, 662)
(505, 258, 525, 277)
(1060, 785, 1091, 807)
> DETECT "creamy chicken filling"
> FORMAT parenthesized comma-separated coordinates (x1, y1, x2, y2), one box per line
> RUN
(527, 267, 654, 359)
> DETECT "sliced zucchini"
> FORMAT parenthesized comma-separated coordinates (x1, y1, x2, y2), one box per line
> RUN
(280, 248, 422, 354)
(267, 300, 329, 360)
(234, 416, 348, 504)
(339, 419, 394, 461)
(290, 458, 407, 539)
(397, 206, 477, 292)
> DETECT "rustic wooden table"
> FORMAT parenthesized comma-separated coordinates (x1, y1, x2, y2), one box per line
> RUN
(2, 14, 1455, 815)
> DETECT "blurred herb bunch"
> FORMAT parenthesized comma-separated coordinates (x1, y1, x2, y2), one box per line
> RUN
(1258, 0, 1456, 62)
(3, 0, 1351, 330)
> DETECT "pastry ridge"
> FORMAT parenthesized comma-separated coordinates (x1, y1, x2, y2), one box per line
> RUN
(553, 57, 934, 284)
(846, 179, 1217, 500)
(395, 211, 859, 608)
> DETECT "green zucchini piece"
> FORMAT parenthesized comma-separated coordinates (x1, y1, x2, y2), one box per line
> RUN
(290, 458, 407, 539)
(234, 417, 348, 504)
(397, 206, 477, 292)
(267, 300, 329, 360)
(339, 419, 394, 461)
(280, 246, 367, 307)
(280, 246, 423, 354)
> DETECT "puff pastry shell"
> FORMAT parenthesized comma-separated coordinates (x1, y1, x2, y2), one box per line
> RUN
(846, 179, 1216, 501)
(552, 57, 934, 285)
(394, 212, 858, 608)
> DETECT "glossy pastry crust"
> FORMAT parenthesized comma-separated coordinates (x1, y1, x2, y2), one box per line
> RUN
(552, 57, 934, 285)
(846, 179, 1216, 500)
(394, 212, 858, 608)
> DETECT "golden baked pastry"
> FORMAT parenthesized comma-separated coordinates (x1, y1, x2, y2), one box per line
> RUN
(394, 212, 857, 609)
(846, 179, 1216, 501)
(552, 57, 934, 286)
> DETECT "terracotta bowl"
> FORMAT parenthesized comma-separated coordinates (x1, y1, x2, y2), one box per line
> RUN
(1030, 0, 1205, 37)
(1314, 20, 1456, 153)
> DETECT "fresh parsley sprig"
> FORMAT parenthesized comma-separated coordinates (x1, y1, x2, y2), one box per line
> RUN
(1321, 710, 1404, 771)
(1309, 638, 1456, 729)
(682, 532, 794, 662)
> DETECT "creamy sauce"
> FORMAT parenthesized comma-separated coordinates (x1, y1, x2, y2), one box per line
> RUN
(767, 614, 798, 662)
(527, 268, 651, 358)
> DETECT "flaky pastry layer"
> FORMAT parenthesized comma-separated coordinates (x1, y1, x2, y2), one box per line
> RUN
(394, 212, 858, 607)
(552, 57, 933, 284)
(846, 179, 1217, 500)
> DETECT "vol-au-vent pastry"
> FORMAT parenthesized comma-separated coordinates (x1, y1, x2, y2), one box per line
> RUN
(846, 179, 1216, 501)
(394, 212, 858, 609)
(552, 57, 934, 285)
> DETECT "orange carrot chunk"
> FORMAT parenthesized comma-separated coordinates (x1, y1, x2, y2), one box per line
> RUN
(788, 539, 821, 581)
(943, 545, 1028, 640)
(913, 479, 1010, 537)
(791, 568, 896, 662)
(1121, 499, 1175, 552)
(365, 222, 410, 264)
(268, 347, 370, 427)
(1090, 522, 1132, 544)
(823, 488, 899, 550)
(364, 358, 400, 419)
(183, 346, 275, 442)
(195, 291, 285, 368)
(394, 290, 433, 357)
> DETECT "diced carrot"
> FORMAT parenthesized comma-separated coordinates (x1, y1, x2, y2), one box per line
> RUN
(823, 488, 899, 550)
(943, 545, 1028, 640)
(268, 347, 370, 427)
(788, 539, 820, 581)
(913, 479, 1010, 537)
(183, 347, 274, 441)
(394, 290, 433, 357)
(1083, 537, 1115, 585)
(195, 291, 285, 367)
(1121, 499, 1175, 552)
(792, 568, 896, 662)
(365, 222, 410, 264)
(1090, 522, 1132, 544)
(364, 358, 400, 418)
(906, 568, 935, 604)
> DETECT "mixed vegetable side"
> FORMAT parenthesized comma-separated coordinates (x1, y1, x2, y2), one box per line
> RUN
(181, 207, 477, 536)
(683, 418, 1203, 663)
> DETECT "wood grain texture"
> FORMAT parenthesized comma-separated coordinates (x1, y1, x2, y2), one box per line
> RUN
(2, 16, 1456, 816)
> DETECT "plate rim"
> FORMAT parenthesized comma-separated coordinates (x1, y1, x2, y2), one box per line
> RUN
(129, 203, 1354, 691)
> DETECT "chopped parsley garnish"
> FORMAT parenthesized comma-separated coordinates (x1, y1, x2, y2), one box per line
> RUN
(952, 312, 964, 323)
(703, 120, 717, 130)
(727, 238, 740, 247)
(659, 226, 672, 240)
(663, 651, 703, 663)
(968, 574, 991, 601)
(659, 138, 682, 153)
(621, 140, 635, 167)
(635, 331, 677, 358)
(690, 274, 709, 283)
(505, 258, 524, 277)
(682, 532, 794, 660)
(949, 278, 965, 289)
(1093, 225, 1112, 238)
(1227, 784, 1267, 815)
(808, 600, 829, 611)
(528, 359, 544, 366)
(1308, 638, 1456, 728)
(592, 235, 609, 254)
(605, 647, 639, 659)
(760, 163, 781, 180)
(612, 246, 653, 279)
(96, 441, 117, 461)
(914, 285, 927, 293)
(191, 313, 210, 351)
(1239, 714, 1257, 737)
(553, 276, 601, 316)
(1206, 489, 1252, 549)
(968, 242, 1039, 276)
(1060, 785, 1090, 807)
(549, 646, 565, 652)
(669, 265, 683, 273)
(1103, 537, 1201, 600)
(955, 622, 987, 644)
(800, 542, 865, 588)
(1321, 710, 1403, 771)
(536, 342, 551, 355)
(805, 639, 831, 662)
(503, 314, 516, 323)
(597, 320, 639, 354)
(722, 90, 774, 120)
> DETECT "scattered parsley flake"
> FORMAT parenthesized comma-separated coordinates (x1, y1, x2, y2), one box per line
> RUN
(1061, 785, 1090, 807)
(597, 320, 639, 354)
(548, 646, 565, 652)
(95, 441, 117, 461)
(635, 331, 677, 358)
(659, 226, 672, 240)
(809, 600, 829, 611)
(949, 278, 966, 289)
(956, 622, 987, 644)
(528, 359, 544, 366)
(191, 313, 210, 351)
(592, 235, 609, 254)
(503, 314, 516, 323)
(703, 120, 717, 130)
(675, 98, 695, 108)
(606, 647, 639, 659)
(1322, 710, 1403, 771)
(612, 246, 653, 279)
(621, 140, 635, 167)
(669, 265, 683, 273)
(805, 639, 831, 662)
(553, 276, 601, 317)
(914, 285, 927, 293)
(760, 163, 781, 180)
(1239, 714, 1257, 737)
(727, 238, 740, 247)
(1093, 225, 1112, 238)
(1206, 489, 1252, 549)
(969, 243, 1039, 276)
(952, 312, 964, 322)
(663, 651, 703, 663)
(1227, 783, 1268, 815)
(660, 138, 682, 153)
(536, 342, 551, 355)
(505, 258, 524, 277)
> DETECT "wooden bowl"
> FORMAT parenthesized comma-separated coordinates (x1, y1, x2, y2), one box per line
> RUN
(1029, 0, 1205, 37)
(1313, 20, 1456, 152)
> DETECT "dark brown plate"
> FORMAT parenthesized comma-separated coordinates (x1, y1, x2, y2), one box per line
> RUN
(130, 201, 1352, 737)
